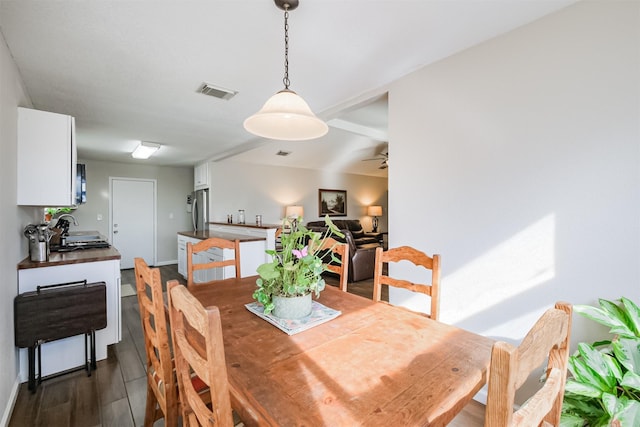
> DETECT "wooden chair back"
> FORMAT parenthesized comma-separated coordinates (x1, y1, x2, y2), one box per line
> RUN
(315, 237, 349, 292)
(167, 280, 234, 427)
(373, 246, 441, 320)
(485, 302, 572, 427)
(187, 237, 241, 288)
(133, 258, 178, 427)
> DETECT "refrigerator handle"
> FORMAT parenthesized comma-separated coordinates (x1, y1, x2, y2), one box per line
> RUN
(192, 198, 198, 230)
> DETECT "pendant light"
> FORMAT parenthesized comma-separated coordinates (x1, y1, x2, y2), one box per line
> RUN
(244, 0, 328, 141)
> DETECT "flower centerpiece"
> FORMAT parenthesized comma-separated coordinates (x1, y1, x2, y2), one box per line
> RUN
(253, 215, 344, 318)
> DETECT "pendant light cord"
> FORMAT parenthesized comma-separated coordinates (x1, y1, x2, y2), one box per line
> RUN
(283, 5, 290, 90)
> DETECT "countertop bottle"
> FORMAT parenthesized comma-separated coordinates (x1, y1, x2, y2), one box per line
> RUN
(238, 209, 245, 224)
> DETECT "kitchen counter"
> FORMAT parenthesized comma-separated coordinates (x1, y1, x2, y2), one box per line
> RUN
(178, 230, 266, 242)
(17, 246, 121, 383)
(17, 247, 121, 270)
(208, 221, 282, 230)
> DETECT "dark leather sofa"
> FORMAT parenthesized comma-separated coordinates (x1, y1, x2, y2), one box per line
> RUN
(306, 220, 382, 282)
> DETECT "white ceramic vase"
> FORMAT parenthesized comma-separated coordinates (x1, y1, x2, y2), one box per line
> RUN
(272, 293, 312, 319)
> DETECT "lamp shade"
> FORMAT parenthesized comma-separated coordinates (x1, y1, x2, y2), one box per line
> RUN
(131, 141, 161, 159)
(243, 90, 328, 141)
(367, 206, 382, 217)
(285, 205, 304, 219)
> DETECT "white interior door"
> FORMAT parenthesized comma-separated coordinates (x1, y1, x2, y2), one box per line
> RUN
(110, 178, 156, 269)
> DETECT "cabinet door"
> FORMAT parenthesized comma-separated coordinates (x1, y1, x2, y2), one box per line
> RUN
(17, 107, 76, 206)
(194, 162, 209, 190)
(177, 236, 187, 277)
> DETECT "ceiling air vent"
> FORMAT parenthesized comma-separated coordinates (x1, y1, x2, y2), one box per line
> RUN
(197, 82, 237, 100)
(276, 151, 291, 156)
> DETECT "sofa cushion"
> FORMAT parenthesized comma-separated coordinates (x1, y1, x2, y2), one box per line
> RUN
(351, 229, 365, 239)
(354, 236, 379, 245)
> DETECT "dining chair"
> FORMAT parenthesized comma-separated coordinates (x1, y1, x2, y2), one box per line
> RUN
(134, 258, 179, 427)
(484, 301, 573, 426)
(315, 237, 350, 291)
(187, 237, 241, 289)
(373, 246, 441, 320)
(167, 280, 235, 427)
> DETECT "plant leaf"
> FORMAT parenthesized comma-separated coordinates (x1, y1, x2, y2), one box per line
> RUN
(602, 348, 624, 382)
(602, 392, 621, 418)
(613, 337, 640, 375)
(569, 356, 607, 393)
(559, 413, 587, 427)
(621, 371, 640, 393)
(601, 298, 637, 338)
(576, 343, 618, 391)
(621, 297, 640, 337)
(576, 303, 634, 337)
(564, 379, 604, 398)
(611, 397, 640, 426)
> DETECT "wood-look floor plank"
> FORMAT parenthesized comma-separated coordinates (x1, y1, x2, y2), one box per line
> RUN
(95, 353, 127, 406)
(125, 376, 149, 427)
(71, 372, 101, 427)
(37, 400, 71, 427)
(8, 383, 44, 427)
(116, 346, 146, 384)
(101, 397, 135, 427)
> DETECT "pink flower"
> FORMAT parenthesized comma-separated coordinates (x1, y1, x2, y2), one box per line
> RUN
(292, 246, 308, 259)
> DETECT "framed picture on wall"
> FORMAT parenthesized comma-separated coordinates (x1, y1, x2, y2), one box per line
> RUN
(318, 189, 347, 217)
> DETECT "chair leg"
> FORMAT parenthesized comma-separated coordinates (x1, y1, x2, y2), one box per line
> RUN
(143, 384, 159, 427)
(165, 402, 179, 427)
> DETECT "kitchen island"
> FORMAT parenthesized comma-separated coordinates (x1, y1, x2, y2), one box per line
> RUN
(17, 247, 121, 383)
(177, 229, 269, 281)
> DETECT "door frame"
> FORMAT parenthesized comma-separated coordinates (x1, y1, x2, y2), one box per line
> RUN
(109, 177, 157, 267)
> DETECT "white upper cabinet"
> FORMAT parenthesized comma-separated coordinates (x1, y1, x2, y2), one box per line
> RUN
(17, 107, 76, 206)
(194, 161, 210, 190)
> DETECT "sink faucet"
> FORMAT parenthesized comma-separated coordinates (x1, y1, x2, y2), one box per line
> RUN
(57, 214, 79, 227)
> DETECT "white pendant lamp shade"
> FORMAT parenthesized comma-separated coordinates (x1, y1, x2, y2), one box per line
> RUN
(244, 89, 328, 141)
(244, 1, 328, 141)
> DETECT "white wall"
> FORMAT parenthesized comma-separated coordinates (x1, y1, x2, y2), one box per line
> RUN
(209, 160, 388, 230)
(0, 31, 42, 425)
(71, 159, 193, 265)
(389, 0, 639, 402)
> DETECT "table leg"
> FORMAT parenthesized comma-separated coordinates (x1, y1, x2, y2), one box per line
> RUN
(27, 346, 35, 392)
(90, 331, 97, 371)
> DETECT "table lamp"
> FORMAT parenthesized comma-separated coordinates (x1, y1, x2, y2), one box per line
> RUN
(285, 205, 304, 229)
(367, 205, 382, 232)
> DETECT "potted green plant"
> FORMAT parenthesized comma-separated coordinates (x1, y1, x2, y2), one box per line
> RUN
(561, 297, 640, 426)
(253, 215, 344, 319)
(44, 207, 72, 222)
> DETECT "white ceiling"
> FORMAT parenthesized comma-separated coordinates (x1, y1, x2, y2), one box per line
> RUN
(0, 0, 576, 177)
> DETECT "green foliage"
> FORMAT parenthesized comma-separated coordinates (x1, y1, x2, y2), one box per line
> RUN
(253, 215, 344, 314)
(45, 207, 73, 216)
(561, 297, 640, 426)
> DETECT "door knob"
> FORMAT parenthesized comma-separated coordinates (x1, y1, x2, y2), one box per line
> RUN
(114, 230, 119, 234)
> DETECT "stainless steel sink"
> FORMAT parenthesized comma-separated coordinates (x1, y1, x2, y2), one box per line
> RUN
(51, 230, 110, 252)
(65, 232, 105, 243)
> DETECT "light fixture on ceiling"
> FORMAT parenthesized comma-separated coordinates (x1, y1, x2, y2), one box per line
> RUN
(243, 0, 328, 141)
(131, 141, 161, 159)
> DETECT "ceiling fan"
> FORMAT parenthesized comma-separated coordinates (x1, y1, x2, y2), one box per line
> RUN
(362, 151, 389, 169)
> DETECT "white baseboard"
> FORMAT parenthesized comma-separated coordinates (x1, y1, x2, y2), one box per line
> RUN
(0, 377, 21, 427)
(154, 260, 177, 267)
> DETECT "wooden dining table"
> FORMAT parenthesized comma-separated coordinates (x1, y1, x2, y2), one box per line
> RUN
(188, 276, 495, 426)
